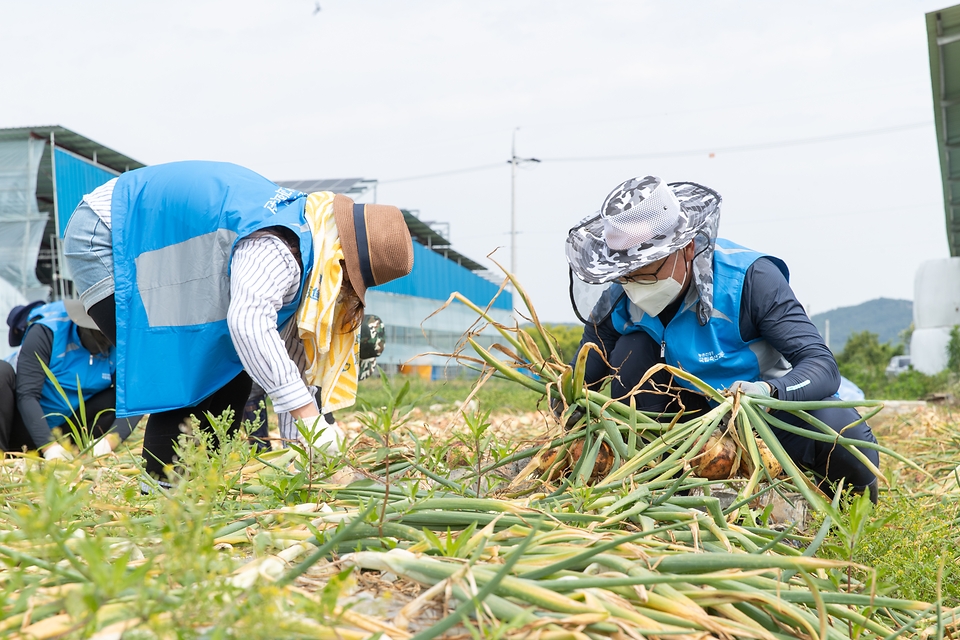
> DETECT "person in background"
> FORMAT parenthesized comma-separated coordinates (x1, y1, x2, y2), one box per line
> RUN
(565, 175, 881, 501)
(0, 300, 140, 459)
(62, 161, 413, 487)
(357, 314, 385, 382)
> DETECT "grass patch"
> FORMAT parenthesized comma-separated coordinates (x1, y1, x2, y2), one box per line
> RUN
(814, 405, 960, 607)
(356, 374, 544, 414)
(819, 492, 960, 606)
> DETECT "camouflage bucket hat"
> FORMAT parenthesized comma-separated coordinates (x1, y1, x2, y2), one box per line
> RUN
(565, 176, 721, 285)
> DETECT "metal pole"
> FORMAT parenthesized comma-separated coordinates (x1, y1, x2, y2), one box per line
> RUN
(510, 128, 517, 279)
(22, 140, 33, 299)
(507, 129, 540, 277)
(50, 131, 62, 300)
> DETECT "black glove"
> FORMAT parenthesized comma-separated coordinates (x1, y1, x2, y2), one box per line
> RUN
(550, 396, 586, 430)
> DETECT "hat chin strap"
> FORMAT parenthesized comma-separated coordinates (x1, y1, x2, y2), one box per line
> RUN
(678, 255, 694, 295)
(352, 203, 376, 289)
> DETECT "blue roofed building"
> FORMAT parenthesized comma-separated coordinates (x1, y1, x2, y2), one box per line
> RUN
(364, 213, 512, 374)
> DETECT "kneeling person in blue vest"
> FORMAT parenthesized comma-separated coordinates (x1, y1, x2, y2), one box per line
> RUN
(0, 300, 141, 459)
(565, 175, 881, 502)
(62, 161, 414, 487)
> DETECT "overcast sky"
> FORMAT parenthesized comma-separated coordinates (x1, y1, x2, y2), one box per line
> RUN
(0, 0, 949, 322)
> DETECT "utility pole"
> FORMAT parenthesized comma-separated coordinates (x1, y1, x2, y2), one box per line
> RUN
(508, 128, 540, 284)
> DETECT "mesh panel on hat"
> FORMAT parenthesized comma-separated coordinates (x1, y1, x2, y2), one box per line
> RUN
(603, 184, 681, 251)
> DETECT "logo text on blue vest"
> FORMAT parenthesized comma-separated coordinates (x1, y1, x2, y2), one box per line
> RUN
(263, 187, 297, 215)
(697, 350, 725, 364)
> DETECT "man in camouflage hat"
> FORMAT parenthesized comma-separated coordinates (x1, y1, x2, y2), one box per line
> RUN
(565, 175, 881, 502)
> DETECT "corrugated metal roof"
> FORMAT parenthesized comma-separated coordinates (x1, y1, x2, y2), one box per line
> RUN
(372, 240, 511, 310)
(274, 177, 376, 198)
(0, 125, 143, 225)
(401, 210, 486, 272)
(0, 125, 144, 174)
(927, 6, 960, 256)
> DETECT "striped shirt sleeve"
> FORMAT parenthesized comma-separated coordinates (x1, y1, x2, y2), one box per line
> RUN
(228, 233, 317, 414)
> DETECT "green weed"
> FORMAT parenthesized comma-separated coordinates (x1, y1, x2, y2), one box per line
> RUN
(357, 374, 542, 414)
(819, 492, 960, 606)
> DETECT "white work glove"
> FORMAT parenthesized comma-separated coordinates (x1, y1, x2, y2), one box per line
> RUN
(726, 380, 772, 398)
(43, 443, 71, 461)
(296, 414, 345, 455)
(92, 438, 113, 457)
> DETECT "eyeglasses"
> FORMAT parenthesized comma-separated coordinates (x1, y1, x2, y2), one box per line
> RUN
(616, 253, 676, 285)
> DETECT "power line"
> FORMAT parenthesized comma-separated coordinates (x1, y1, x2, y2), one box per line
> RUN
(378, 162, 504, 184)
(378, 121, 934, 184)
(543, 121, 933, 163)
(723, 201, 942, 226)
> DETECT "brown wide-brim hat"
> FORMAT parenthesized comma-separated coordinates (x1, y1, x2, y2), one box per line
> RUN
(333, 194, 414, 305)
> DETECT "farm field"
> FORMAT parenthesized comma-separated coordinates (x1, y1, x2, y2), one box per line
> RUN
(2, 4, 956, 639)
(1, 373, 958, 639)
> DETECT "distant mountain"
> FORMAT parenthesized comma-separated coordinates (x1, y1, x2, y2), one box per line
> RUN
(810, 298, 912, 353)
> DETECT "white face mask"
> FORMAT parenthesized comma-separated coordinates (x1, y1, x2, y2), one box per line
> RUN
(620, 252, 689, 317)
(622, 278, 683, 317)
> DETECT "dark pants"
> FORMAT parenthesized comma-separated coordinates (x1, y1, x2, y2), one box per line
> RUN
(604, 331, 880, 491)
(89, 295, 253, 480)
(0, 360, 133, 452)
(243, 387, 271, 451)
(0, 361, 14, 450)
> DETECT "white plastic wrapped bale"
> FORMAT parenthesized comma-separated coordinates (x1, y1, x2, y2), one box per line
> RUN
(0, 276, 29, 360)
(0, 138, 50, 299)
(910, 326, 953, 375)
(913, 258, 960, 330)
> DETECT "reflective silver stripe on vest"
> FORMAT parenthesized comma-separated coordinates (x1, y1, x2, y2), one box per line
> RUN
(135, 229, 238, 327)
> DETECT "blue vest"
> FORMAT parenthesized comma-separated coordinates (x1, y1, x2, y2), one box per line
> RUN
(111, 161, 313, 416)
(611, 239, 789, 391)
(25, 302, 115, 429)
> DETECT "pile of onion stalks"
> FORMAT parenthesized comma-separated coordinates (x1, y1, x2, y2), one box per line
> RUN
(433, 262, 921, 526)
(1, 415, 957, 639)
(4, 452, 957, 640)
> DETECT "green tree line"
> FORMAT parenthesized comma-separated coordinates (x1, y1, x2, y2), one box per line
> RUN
(819, 325, 960, 400)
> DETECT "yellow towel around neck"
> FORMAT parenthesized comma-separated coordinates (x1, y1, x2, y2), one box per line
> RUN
(297, 191, 359, 412)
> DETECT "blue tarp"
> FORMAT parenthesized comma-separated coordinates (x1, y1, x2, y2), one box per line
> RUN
(54, 149, 117, 237)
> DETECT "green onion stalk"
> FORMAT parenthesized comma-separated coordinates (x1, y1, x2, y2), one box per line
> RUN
(438, 267, 907, 523)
